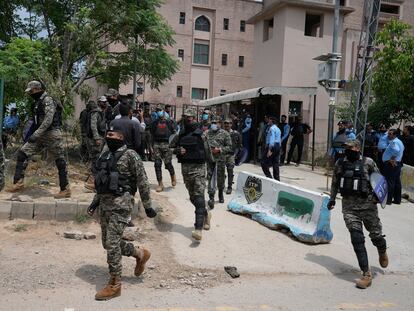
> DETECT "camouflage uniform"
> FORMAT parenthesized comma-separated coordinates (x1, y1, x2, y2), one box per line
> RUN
(151, 118, 176, 183)
(330, 153, 387, 273)
(95, 146, 151, 277)
(86, 102, 106, 174)
(14, 91, 69, 191)
(170, 117, 212, 230)
(204, 128, 232, 198)
(225, 129, 242, 190)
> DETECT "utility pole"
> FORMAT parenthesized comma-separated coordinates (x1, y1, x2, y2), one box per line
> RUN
(352, 0, 382, 152)
(132, 35, 138, 109)
(0, 78, 4, 138)
(326, 0, 341, 154)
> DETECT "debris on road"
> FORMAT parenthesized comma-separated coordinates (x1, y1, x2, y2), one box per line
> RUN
(224, 266, 240, 278)
(83, 232, 96, 240)
(63, 230, 83, 240)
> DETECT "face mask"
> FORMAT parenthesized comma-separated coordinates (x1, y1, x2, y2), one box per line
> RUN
(30, 92, 43, 100)
(202, 114, 209, 121)
(157, 111, 164, 118)
(106, 138, 124, 152)
(345, 149, 360, 162)
(210, 124, 218, 131)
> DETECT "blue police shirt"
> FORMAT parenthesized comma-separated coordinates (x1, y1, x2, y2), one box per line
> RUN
(382, 137, 404, 162)
(266, 124, 281, 148)
(377, 132, 388, 151)
(282, 123, 290, 142)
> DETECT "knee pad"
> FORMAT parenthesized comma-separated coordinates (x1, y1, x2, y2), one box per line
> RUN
(55, 158, 67, 170)
(350, 230, 365, 247)
(227, 163, 235, 170)
(17, 150, 28, 163)
(194, 196, 206, 214)
(165, 162, 173, 170)
(154, 159, 162, 168)
(371, 236, 387, 252)
(350, 230, 369, 271)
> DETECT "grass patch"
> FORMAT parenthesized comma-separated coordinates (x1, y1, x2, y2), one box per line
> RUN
(74, 213, 92, 224)
(14, 224, 28, 232)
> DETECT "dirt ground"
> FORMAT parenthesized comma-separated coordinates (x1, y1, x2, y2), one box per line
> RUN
(0, 191, 229, 297)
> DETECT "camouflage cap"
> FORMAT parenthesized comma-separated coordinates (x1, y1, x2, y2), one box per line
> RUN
(97, 95, 107, 102)
(25, 80, 43, 92)
(183, 108, 196, 117)
(223, 118, 233, 123)
(105, 88, 119, 97)
(343, 139, 361, 148)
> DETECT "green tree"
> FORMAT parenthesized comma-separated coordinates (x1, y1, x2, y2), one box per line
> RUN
(371, 19, 414, 127)
(0, 0, 179, 115)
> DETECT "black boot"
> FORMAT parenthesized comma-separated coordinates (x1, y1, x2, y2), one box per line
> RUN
(218, 190, 224, 203)
(208, 193, 215, 209)
(226, 187, 232, 195)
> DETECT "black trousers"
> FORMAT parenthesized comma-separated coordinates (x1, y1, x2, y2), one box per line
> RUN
(280, 139, 288, 164)
(383, 161, 402, 204)
(287, 137, 304, 165)
(261, 145, 280, 181)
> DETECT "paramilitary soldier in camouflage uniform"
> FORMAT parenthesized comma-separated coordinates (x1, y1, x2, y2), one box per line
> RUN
(328, 139, 388, 289)
(223, 119, 242, 195)
(150, 108, 176, 192)
(204, 116, 232, 208)
(85, 100, 106, 190)
(9, 81, 70, 198)
(91, 127, 157, 301)
(170, 109, 211, 241)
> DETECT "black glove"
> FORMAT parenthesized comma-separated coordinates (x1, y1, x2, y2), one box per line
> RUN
(145, 207, 157, 218)
(27, 135, 37, 143)
(327, 200, 336, 210)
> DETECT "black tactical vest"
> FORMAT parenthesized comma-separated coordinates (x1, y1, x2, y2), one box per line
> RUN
(94, 149, 137, 195)
(339, 159, 370, 197)
(154, 120, 172, 142)
(177, 128, 205, 164)
(34, 94, 62, 131)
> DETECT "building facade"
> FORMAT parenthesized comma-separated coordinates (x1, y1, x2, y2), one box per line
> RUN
(118, 0, 262, 110)
(245, 0, 414, 156)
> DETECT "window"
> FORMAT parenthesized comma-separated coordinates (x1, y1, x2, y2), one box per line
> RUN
(195, 15, 210, 32)
(380, 3, 400, 15)
(238, 56, 244, 68)
(191, 88, 208, 100)
(339, 0, 346, 6)
(263, 18, 274, 41)
(304, 13, 323, 37)
(178, 49, 184, 61)
(221, 54, 228, 66)
(240, 20, 246, 32)
(223, 18, 229, 30)
(289, 101, 302, 117)
(176, 86, 183, 98)
(193, 42, 209, 65)
(220, 89, 226, 96)
(179, 12, 186, 24)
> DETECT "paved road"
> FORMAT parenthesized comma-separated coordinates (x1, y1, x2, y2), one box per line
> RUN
(2, 160, 414, 311)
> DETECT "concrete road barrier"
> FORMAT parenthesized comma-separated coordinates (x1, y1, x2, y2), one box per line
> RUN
(228, 172, 333, 244)
(402, 164, 414, 201)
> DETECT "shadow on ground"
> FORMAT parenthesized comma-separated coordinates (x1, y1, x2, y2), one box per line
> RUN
(305, 253, 385, 283)
(75, 264, 144, 291)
